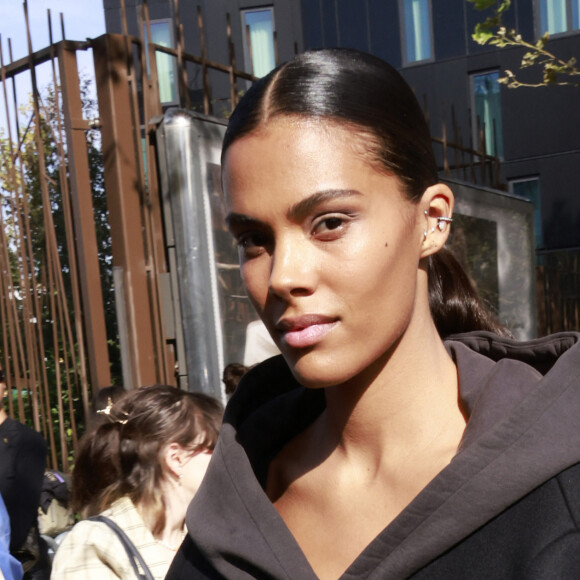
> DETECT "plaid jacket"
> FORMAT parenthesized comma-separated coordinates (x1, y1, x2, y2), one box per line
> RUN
(51, 496, 174, 579)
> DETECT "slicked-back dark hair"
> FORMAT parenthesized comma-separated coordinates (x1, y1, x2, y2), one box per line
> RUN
(222, 48, 509, 338)
(223, 49, 436, 200)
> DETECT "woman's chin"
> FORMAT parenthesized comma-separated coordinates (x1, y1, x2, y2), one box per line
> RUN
(285, 353, 353, 390)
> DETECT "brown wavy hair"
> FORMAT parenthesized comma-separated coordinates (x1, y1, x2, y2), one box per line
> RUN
(72, 385, 223, 535)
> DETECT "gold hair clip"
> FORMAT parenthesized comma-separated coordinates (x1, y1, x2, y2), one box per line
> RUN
(96, 397, 114, 416)
(97, 397, 128, 424)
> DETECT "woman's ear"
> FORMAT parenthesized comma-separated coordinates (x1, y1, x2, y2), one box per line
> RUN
(163, 442, 188, 480)
(420, 183, 454, 259)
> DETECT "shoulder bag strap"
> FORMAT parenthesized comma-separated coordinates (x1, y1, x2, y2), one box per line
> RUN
(89, 515, 155, 580)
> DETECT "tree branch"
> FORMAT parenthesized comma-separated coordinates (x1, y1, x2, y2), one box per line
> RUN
(468, 0, 579, 87)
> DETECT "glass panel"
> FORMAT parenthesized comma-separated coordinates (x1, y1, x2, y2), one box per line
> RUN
(512, 179, 543, 248)
(243, 9, 276, 78)
(473, 71, 503, 158)
(448, 214, 499, 313)
(539, 0, 568, 34)
(150, 22, 176, 104)
(404, 0, 431, 62)
(573, 0, 580, 29)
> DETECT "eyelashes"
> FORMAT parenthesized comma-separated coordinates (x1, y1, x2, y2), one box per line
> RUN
(233, 210, 357, 259)
(311, 214, 353, 240)
(235, 232, 270, 258)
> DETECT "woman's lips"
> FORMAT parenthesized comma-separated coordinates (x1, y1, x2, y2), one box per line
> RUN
(277, 316, 339, 349)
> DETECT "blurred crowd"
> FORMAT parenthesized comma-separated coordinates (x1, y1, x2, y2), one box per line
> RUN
(0, 368, 237, 580)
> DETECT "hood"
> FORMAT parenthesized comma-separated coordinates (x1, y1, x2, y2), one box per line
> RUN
(185, 331, 580, 579)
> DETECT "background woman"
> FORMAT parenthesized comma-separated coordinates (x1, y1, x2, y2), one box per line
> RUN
(52, 385, 222, 579)
(167, 49, 580, 579)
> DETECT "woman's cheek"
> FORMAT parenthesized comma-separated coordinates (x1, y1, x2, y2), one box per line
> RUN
(241, 262, 268, 308)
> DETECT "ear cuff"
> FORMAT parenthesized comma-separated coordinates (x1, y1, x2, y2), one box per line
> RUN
(437, 216, 453, 230)
(423, 210, 452, 240)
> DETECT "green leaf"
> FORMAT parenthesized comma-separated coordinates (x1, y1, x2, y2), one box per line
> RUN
(536, 32, 549, 49)
(497, 0, 512, 15)
(473, 30, 494, 44)
(543, 67, 557, 84)
(468, 0, 498, 10)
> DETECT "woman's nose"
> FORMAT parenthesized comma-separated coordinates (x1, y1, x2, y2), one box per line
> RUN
(268, 236, 317, 300)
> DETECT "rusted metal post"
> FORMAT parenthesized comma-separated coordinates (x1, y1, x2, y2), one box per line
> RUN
(139, 3, 177, 386)
(174, 0, 190, 108)
(226, 13, 239, 111)
(246, 24, 254, 76)
(198, 6, 211, 115)
(57, 42, 110, 400)
(92, 33, 159, 390)
(441, 102, 449, 175)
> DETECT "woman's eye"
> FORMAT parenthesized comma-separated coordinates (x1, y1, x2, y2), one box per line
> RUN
(312, 215, 349, 239)
(236, 232, 269, 257)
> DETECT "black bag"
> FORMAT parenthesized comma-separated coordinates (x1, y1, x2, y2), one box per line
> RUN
(89, 516, 155, 580)
(38, 470, 74, 538)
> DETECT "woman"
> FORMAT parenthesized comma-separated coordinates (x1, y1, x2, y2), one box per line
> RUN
(51, 385, 222, 579)
(167, 49, 580, 579)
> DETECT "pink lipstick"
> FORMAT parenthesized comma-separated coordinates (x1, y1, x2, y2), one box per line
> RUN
(276, 315, 338, 349)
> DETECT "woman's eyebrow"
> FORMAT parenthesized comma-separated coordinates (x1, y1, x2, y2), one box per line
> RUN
(287, 189, 362, 221)
(225, 189, 362, 230)
(225, 213, 262, 231)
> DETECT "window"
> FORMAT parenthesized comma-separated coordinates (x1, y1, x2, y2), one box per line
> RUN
(510, 178, 543, 248)
(471, 71, 504, 158)
(146, 20, 177, 105)
(241, 8, 276, 78)
(537, 0, 580, 35)
(400, 0, 433, 63)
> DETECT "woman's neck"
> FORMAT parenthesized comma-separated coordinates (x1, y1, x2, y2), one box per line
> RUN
(320, 317, 464, 470)
(137, 496, 185, 550)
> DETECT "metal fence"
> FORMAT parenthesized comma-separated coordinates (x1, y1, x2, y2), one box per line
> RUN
(0, 0, 264, 471)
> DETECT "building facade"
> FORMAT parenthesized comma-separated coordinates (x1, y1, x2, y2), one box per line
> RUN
(102, 0, 580, 251)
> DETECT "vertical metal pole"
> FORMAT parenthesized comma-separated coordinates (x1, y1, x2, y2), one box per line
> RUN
(23, 0, 57, 464)
(92, 33, 159, 390)
(57, 42, 111, 398)
(226, 13, 239, 111)
(174, 0, 190, 109)
(197, 6, 211, 115)
(139, 2, 177, 387)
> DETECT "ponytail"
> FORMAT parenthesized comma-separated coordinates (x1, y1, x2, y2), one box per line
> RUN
(427, 248, 512, 338)
(71, 421, 123, 517)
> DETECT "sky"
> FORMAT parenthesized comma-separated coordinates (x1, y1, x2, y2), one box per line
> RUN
(0, 0, 106, 60)
(0, 0, 106, 134)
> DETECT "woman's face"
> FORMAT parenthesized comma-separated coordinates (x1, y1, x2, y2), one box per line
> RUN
(180, 450, 212, 502)
(223, 117, 427, 388)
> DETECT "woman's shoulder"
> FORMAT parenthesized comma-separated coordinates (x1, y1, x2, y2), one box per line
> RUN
(101, 495, 138, 520)
(51, 499, 170, 580)
(51, 517, 131, 579)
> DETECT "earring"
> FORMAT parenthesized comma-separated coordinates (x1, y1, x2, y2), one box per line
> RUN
(437, 217, 453, 231)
